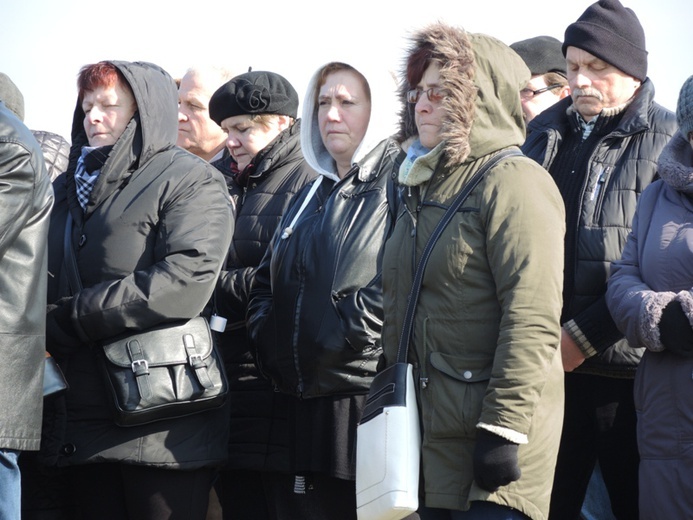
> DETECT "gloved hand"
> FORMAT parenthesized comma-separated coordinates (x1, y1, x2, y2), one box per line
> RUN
(473, 429, 521, 492)
(659, 300, 693, 357)
(46, 297, 83, 357)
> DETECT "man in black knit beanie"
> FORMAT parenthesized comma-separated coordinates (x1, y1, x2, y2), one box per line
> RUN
(522, 0, 678, 518)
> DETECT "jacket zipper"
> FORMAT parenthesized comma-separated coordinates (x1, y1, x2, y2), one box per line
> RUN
(591, 166, 610, 226)
(420, 317, 430, 389)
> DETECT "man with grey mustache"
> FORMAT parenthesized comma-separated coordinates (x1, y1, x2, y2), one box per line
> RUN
(522, 1, 677, 518)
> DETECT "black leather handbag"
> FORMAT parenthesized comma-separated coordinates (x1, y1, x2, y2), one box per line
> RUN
(99, 316, 228, 426)
(63, 213, 228, 427)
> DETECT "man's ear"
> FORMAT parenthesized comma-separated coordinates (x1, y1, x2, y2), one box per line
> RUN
(558, 85, 571, 100)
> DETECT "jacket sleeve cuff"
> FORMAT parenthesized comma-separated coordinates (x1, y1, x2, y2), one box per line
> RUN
(477, 422, 528, 445)
(567, 297, 624, 356)
(564, 319, 597, 358)
(639, 291, 676, 352)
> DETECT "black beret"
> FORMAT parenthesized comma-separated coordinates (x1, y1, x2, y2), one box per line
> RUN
(510, 36, 566, 78)
(209, 70, 298, 125)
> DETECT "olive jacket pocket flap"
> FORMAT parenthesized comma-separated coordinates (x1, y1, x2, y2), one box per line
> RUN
(429, 351, 492, 382)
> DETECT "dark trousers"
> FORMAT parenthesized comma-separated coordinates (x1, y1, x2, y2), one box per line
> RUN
(418, 502, 529, 519)
(213, 469, 270, 520)
(549, 373, 639, 520)
(67, 462, 215, 520)
(263, 472, 357, 520)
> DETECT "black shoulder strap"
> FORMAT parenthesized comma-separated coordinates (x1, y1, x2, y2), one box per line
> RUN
(395, 148, 522, 363)
(63, 212, 83, 294)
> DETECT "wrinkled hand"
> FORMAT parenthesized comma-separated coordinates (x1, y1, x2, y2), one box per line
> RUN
(473, 429, 521, 492)
(659, 300, 693, 357)
(561, 328, 585, 372)
(46, 297, 82, 357)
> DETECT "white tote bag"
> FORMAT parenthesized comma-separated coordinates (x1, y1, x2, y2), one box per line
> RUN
(355, 362, 420, 520)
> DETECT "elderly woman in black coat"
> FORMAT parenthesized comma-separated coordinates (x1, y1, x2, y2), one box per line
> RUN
(43, 60, 233, 520)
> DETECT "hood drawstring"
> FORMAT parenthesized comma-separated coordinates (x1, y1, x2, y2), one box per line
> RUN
(280, 176, 324, 239)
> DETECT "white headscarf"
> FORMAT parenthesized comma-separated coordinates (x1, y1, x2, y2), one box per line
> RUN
(300, 60, 400, 181)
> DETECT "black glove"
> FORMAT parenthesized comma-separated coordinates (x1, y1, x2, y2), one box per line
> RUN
(659, 300, 693, 357)
(473, 429, 521, 492)
(46, 297, 83, 357)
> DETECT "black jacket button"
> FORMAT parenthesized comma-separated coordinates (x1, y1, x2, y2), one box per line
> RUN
(60, 443, 76, 456)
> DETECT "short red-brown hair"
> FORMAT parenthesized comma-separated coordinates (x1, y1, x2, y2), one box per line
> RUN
(77, 61, 131, 102)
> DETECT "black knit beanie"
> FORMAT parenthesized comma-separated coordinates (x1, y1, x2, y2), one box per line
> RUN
(563, 0, 647, 81)
(510, 36, 566, 77)
(209, 70, 298, 125)
(677, 75, 693, 139)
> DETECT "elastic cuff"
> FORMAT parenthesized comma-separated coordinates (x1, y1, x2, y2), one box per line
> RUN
(640, 291, 676, 352)
(477, 422, 528, 445)
(564, 319, 597, 358)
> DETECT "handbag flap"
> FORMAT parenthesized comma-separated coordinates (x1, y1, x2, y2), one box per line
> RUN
(101, 317, 212, 368)
(360, 363, 412, 424)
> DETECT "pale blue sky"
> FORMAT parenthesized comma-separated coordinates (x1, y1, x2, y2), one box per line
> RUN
(3, 0, 690, 139)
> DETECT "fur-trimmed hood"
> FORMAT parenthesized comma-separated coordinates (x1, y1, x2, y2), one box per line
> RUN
(301, 60, 399, 181)
(658, 131, 693, 194)
(397, 23, 529, 168)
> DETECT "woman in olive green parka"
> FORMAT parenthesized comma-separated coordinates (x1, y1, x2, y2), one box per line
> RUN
(381, 24, 565, 520)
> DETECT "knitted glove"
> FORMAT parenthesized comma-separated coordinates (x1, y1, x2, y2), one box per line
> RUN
(46, 297, 83, 357)
(659, 300, 693, 357)
(473, 429, 521, 492)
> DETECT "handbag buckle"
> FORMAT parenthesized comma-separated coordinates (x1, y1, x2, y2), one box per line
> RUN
(131, 359, 149, 375)
(188, 354, 205, 369)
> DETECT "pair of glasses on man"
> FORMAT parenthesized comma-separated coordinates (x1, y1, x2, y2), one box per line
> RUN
(406, 87, 447, 104)
(520, 84, 563, 100)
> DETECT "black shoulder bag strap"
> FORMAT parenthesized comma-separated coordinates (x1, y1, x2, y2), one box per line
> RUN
(395, 148, 522, 363)
(63, 212, 83, 294)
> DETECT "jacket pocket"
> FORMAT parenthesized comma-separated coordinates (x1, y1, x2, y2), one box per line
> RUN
(426, 351, 493, 440)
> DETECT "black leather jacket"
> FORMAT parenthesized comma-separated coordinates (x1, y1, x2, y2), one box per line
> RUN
(0, 103, 54, 451)
(247, 138, 403, 397)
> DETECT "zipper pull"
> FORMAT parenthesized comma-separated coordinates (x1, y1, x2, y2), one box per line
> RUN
(420, 377, 429, 389)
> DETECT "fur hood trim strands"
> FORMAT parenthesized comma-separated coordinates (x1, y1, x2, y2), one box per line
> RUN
(397, 24, 476, 169)
(396, 23, 529, 170)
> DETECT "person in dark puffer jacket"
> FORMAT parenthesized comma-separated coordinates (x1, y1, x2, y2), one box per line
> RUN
(521, 1, 677, 518)
(42, 60, 233, 519)
(207, 70, 318, 520)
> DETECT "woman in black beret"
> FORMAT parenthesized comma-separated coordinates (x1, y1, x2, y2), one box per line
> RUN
(207, 70, 318, 519)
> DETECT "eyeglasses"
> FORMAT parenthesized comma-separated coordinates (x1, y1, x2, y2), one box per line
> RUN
(520, 84, 562, 100)
(406, 87, 447, 104)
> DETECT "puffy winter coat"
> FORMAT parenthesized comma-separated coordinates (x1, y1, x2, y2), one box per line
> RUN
(31, 129, 70, 181)
(382, 27, 565, 519)
(523, 79, 677, 376)
(606, 131, 693, 519)
(45, 61, 233, 469)
(213, 119, 317, 471)
(0, 103, 54, 451)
